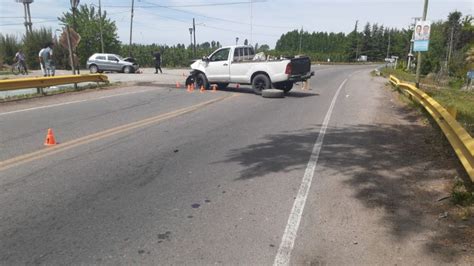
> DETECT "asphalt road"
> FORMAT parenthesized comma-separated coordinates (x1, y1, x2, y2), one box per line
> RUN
(0, 65, 456, 264)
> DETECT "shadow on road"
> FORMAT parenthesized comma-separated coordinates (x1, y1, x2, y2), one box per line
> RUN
(215, 86, 319, 98)
(218, 121, 471, 262)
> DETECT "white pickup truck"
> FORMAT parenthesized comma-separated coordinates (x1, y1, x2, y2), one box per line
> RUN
(185, 45, 314, 94)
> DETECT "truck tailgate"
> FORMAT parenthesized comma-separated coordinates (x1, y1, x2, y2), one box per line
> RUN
(290, 57, 311, 75)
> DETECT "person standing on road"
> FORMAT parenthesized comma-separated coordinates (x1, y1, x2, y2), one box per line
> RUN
(41, 42, 55, 77)
(14, 49, 28, 74)
(38, 47, 46, 76)
(153, 51, 163, 74)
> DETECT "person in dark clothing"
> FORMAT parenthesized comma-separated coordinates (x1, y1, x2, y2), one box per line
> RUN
(153, 51, 163, 74)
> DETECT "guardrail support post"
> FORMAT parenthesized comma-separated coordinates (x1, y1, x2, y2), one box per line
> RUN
(447, 106, 457, 119)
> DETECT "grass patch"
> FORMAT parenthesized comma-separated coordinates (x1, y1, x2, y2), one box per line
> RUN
(0, 71, 12, 75)
(452, 177, 474, 207)
(424, 88, 474, 136)
(384, 67, 474, 136)
(380, 67, 417, 83)
(0, 82, 116, 102)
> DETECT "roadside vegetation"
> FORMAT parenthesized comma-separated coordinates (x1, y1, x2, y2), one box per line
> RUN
(381, 67, 474, 137)
(1, 5, 471, 72)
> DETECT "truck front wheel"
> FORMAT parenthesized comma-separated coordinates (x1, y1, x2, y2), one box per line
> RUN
(195, 73, 209, 90)
(252, 74, 271, 95)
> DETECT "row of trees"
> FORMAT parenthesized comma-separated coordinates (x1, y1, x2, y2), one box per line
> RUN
(1, 4, 472, 80)
(275, 11, 473, 78)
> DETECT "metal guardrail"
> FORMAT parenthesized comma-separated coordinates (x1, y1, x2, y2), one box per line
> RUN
(0, 74, 109, 92)
(389, 75, 474, 182)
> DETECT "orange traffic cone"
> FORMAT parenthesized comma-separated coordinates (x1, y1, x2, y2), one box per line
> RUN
(44, 128, 57, 146)
(200, 85, 205, 93)
(211, 84, 217, 92)
(236, 83, 240, 89)
(187, 84, 192, 92)
(191, 83, 195, 92)
(176, 82, 181, 88)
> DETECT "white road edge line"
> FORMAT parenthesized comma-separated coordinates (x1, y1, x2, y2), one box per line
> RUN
(0, 89, 153, 116)
(273, 78, 348, 266)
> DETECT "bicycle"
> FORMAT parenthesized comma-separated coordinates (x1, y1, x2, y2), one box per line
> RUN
(11, 61, 28, 75)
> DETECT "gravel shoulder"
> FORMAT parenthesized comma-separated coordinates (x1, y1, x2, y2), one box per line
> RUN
(289, 72, 473, 265)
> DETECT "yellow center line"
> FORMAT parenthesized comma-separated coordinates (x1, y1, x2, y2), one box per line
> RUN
(0, 94, 239, 172)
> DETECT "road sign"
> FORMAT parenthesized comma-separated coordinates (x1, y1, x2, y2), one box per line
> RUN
(413, 20, 431, 52)
(59, 27, 81, 50)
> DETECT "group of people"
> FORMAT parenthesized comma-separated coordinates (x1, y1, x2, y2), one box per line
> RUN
(12, 42, 55, 76)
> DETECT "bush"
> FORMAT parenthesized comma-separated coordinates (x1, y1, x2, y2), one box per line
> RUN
(0, 34, 21, 65)
(22, 28, 53, 69)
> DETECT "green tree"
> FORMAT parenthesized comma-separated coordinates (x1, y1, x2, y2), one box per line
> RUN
(23, 27, 53, 69)
(59, 4, 121, 66)
(0, 34, 21, 65)
(258, 44, 270, 52)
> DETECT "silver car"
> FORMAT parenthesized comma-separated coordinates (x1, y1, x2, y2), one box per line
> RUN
(86, 53, 139, 74)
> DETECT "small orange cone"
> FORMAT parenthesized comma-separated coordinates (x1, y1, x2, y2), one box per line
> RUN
(191, 83, 195, 92)
(211, 84, 217, 92)
(44, 128, 57, 146)
(176, 82, 181, 88)
(236, 83, 240, 89)
(200, 85, 205, 93)
(187, 84, 192, 92)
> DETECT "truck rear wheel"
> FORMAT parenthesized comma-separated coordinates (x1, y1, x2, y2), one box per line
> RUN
(252, 74, 271, 95)
(273, 81, 294, 93)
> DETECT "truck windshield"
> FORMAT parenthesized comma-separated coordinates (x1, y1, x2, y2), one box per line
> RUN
(210, 48, 230, 62)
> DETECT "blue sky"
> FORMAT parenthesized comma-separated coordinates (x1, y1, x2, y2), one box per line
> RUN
(0, 0, 472, 48)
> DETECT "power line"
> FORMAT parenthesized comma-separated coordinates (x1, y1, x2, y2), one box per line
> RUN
(0, 19, 57, 27)
(137, 8, 282, 38)
(103, 1, 262, 8)
(131, 0, 293, 29)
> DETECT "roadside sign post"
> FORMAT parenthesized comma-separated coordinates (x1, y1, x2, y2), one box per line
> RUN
(415, 0, 430, 88)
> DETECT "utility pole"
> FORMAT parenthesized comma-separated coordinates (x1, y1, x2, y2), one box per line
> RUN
(129, 0, 135, 57)
(299, 26, 303, 54)
(99, 0, 104, 53)
(70, 0, 80, 74)
(193, 18, 196, 57)
(386, 30, 391, 58)
(415, 0, 429, 88)
(447, 26, 454, 63)
(250, 0, 253, 45)
(407, 17, 420, 71)
(189, 28, 193, 50)
(354, 20, 359, 61)
(16, 0, 33, 35)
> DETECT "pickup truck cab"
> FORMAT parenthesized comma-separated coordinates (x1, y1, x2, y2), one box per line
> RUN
(186, 45, 313, 94)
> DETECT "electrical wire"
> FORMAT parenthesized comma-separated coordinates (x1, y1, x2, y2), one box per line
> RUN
(0, 19, 58, 27)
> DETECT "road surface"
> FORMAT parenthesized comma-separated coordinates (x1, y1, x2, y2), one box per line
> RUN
(0, 65, 469, 264)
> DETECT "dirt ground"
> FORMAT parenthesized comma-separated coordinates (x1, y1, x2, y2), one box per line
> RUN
(380, 77, 473, 263)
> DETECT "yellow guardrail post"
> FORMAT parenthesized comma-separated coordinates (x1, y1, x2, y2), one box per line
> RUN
(0, 74, 109, 92)
(389, 75, 474, 182)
